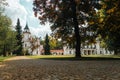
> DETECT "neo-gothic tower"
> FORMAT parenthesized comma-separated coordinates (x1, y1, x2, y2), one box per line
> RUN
(22, 23, 43, 55)
(23, 23, 32, 54)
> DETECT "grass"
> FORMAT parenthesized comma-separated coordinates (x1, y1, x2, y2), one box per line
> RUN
(0, 56, 13, 62)
(82, 55, 120, 58)
(28, 55, 74, 59)
(27, 55, 120, 60)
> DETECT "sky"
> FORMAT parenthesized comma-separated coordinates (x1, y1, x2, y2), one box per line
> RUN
(5, 0, 51, 39)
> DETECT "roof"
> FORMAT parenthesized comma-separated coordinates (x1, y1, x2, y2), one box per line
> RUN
(50, 50, 64, 53)
(24, 23, 29, 30)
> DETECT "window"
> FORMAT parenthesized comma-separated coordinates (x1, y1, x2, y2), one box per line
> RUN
(25, 44, 27, 47)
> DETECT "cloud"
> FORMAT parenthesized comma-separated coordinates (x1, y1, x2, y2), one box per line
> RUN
(5, 0, 52, 38)
(25, 0, 32, 2)
(5, 0, 28, 28)
(28, 12, 52, 38)
(29, 23, 52, 39)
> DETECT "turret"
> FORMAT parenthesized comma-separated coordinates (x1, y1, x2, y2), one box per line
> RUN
(23, 23, 31, 42)
(24, 23, 30, 33)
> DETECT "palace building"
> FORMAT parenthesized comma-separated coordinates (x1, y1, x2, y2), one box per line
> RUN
(22, 24, 43, 55)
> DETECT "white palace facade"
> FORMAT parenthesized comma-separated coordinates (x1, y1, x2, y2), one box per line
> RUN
(63, 26, 115, 56)
(63, 39, 114, 55)
(22, 24, 43, 55)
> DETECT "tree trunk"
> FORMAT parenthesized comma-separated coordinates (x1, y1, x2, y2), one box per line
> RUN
(114, 49, 119, 55)
(70, 0, 81, 58)
(3, 44, 6, 57)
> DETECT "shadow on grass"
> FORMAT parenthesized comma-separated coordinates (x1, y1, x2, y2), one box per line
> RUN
(38, 57, 120, 61)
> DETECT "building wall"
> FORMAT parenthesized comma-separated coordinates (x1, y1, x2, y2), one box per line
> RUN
(22, 31, 43, 55)
(63, 41, 114, 55)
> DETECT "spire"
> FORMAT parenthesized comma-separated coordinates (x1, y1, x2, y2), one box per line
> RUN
(24, 23, 29, 30)
(23, 22, 30, 33)
(17, 18, 20, 25)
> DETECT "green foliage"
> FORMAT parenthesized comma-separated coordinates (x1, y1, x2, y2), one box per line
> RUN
(33, 0, 101, 57)
(49, 36, 57, 49)
(40, 36, 63, 50)
(44, 34, 51, 55)
(49, 36, 63, 49)
(89, 0, 120, 54)
(55, 40, 63, 49)
(103, 0, 120, 54)
(0, 12, 18, 56)
(15, 19, 23, 55)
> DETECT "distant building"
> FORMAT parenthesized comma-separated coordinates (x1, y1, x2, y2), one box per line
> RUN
(22, 23, 43, 55)
(63, 27, 114, 55)
(50, 50, 64, 55)
(63, 38, 114, 55)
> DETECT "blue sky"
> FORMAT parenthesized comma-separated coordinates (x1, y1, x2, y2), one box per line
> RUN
(5, 0, 51, 39)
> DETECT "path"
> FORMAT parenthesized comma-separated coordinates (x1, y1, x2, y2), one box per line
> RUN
(0, 56, 120, 80)
(4, 56, 31, 61)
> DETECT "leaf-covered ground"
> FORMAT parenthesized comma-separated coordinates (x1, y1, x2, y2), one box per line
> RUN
(0, 56, 120, 80)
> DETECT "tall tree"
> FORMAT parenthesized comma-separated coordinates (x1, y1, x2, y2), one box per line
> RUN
(15, 18, 23, 55)
(101, 0, 120, 54)
(89, 0, 120, 54)
(0, 0, 18, 56)
(0, 15, 11, 56)
(33, 0, 100, 57)
(0, 15, 18, 56)
(44, 34, 51, 55)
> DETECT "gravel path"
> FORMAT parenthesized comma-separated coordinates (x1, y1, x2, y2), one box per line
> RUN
(0, 56, 120, 80)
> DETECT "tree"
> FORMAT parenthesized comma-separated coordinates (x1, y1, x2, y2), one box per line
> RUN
(44, 34, 51, 55)
(89, 0, 120, 54)
(49, 36, 57, 49)
(15, 18, 23, 55)
(0, 15, 11, 56)
(0, 0, 17, 56)
(33, 0, 100, 57)
(102, 0, 120, 54)
(0, 13, 17, 56)
(49, 36, 63, 49)
(0, 0, 18, 56)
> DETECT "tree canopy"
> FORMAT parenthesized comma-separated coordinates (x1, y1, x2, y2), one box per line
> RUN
(100, 0, 120, 54)
(33, 0, 101, 57)
(0, 1, 18, 56)
(88, 0, 120, 54)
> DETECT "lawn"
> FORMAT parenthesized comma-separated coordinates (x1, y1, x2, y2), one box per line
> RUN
(28, 55, 74, 59)
(82, 55, 120, 58)
(27, 55, 120, 60)
(0, 56, 13, 62)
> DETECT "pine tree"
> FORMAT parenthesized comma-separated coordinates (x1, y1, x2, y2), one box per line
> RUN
(15, 18, 23, 55)
(44, 34, 51, 55)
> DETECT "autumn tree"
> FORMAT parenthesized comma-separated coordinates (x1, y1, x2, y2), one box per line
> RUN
(49, 36, 63, 49)
(33, 0, 100, 57)
(101, 0, 120, 54)
(89, 0, 120, 54)
(49, 36, 57, 49)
